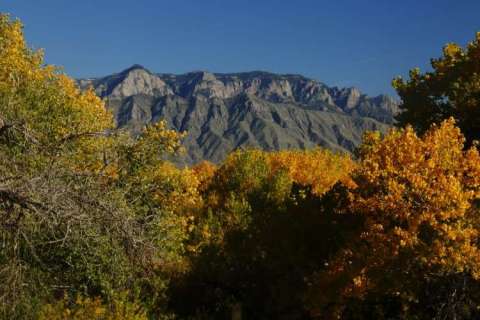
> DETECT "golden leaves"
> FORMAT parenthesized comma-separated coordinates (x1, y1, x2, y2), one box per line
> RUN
(351, 118, 480, 278)
(268, 148, 356, 196)
(0, 13, 115, 174)
(443, 43, 463, 61)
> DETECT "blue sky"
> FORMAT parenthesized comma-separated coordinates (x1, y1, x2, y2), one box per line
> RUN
(3, 0, 480, 96)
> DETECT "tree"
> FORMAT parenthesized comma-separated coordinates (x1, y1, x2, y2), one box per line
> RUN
(0, 13, 121, 317)
(170, 148, 356, 319)
(0, 14, 191, 319)
(394, 32, 480, 146)
(308, 119, 480, 319)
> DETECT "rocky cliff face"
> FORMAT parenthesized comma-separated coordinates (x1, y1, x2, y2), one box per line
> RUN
(79, 65, 399, 164)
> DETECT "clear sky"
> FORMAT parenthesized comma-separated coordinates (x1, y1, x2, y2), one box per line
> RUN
(3, 0, 480, 96)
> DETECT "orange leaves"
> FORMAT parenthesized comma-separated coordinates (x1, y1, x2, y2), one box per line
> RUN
(191, 161, 217, 193)
(309, 119, 480, 316)
(351, 118, 480, 278)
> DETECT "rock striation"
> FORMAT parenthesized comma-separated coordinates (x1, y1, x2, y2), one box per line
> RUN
(79, 65, 399, 164)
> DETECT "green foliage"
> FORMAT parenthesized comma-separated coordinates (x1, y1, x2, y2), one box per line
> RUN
(37, 292, 150, 320)
(0, 13, 190, 319)
(170, 149, 355, 319)
(394, 32, 480, 146)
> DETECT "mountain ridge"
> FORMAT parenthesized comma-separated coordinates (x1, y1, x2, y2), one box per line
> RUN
(79, 65, 399, 164)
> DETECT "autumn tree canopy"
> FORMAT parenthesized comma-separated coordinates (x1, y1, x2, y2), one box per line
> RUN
(394, 32, 480, 146)
(308, 119, 480, 319)
(0, 14, 190, 319)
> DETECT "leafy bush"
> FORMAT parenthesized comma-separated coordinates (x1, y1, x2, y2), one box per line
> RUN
(38, 292, 150, 320)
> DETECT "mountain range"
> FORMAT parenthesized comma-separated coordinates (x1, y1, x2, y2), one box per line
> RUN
(78, 65, 399, 164)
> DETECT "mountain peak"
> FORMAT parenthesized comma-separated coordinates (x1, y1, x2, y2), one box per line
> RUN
(103, 65, 170, 98)
(121, 64, 150, 74)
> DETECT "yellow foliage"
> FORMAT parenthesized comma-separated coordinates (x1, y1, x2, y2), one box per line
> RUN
(136, 121, 185, 157)
(0, 14, 194, 317)
(308, 119, 480, 316)
(0, 13, 114, 172)
(351, 118, 480, 277)
(192, 148, 355, 250)
(37, 293, 148, 320)
(267, 148, 356, 196)
(147, 161, 202, 213)
(191, 161, 217, 193)
(211, 147, 354, 197)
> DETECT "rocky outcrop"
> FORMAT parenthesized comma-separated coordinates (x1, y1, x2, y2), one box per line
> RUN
(79, 66, 399, 164)
(80, 65, 172, 99)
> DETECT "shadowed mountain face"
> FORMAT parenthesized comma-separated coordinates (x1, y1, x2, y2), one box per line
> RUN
(79, 65, 399, 164)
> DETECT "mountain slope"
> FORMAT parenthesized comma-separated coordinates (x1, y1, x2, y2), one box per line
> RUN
(79, 65, 399, 164)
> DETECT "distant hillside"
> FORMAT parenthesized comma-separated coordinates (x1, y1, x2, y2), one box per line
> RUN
(79, 65, 399, 164)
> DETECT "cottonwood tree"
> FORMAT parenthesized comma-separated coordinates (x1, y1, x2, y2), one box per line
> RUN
(308, 119, 480, 319)
(0, 14, 192, 319)
(171, 148, 356, 319)
(394, 32, 480, 146)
